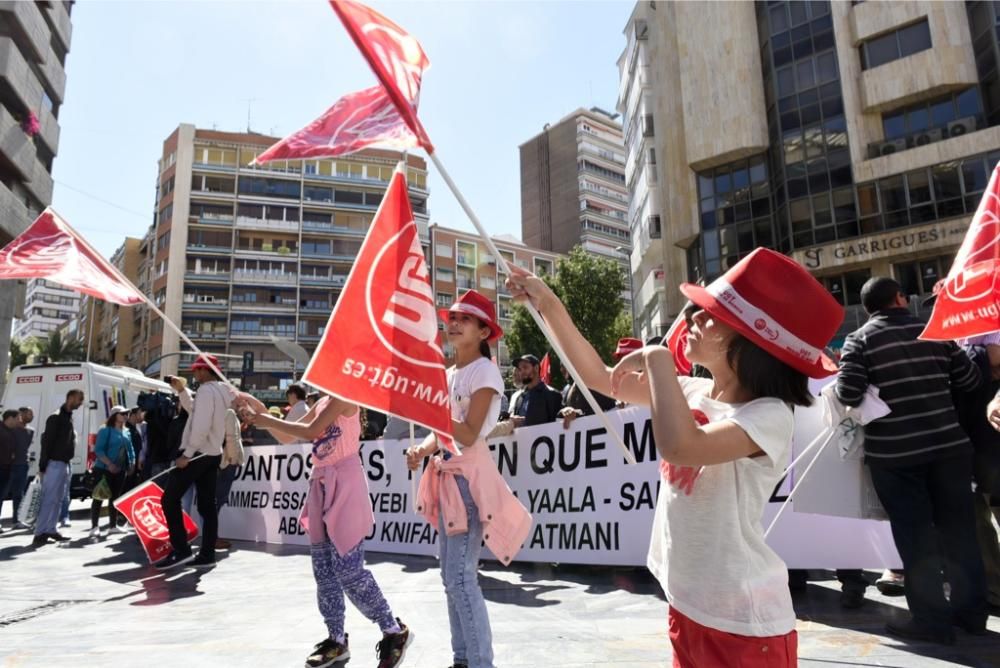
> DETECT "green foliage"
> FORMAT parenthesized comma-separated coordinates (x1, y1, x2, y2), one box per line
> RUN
(37, 331, 85, 363)
(505, 246, 631, 389)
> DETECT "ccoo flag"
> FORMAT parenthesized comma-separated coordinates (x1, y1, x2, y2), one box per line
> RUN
(302, 163, 455, 452)
(921, 162, 1000, 341)
(115, 480, 199, 565)
(0, 209, 145, 305)
(254, 86, 419, 164)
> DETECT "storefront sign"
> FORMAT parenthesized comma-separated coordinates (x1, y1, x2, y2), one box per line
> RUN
(795, 217, 969, 270)
(220, 405, 900, 569)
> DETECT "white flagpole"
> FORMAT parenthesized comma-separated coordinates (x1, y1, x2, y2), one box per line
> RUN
(427, 150, 636, 465)
(763, 428, 838, 539)
(409, 422, 419, 514)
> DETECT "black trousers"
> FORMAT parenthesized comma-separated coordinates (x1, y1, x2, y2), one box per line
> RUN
(161, 455, 221, 558)
(90, 469, 126, 528)
(869, 454, 987, 631)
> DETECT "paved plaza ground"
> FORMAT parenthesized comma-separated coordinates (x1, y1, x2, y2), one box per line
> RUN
(1, 503, 998, 667)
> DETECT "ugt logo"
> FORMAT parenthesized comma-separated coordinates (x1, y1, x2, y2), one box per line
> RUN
(366, 220, 443, 367)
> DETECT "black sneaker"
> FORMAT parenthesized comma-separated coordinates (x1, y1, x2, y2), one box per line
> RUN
(840, 588, 866, 610)
(885, 619, 955, 645)
(31, 534, 49, 547)
(448, 664, 469, 668)
(44, 532, 70, 542)
(305, 635, 349, 667)
(190, 553, 216, 568)
(376, 619, 412, 668)
(154, 551, 195, 571)
(953, 613, 988, 636)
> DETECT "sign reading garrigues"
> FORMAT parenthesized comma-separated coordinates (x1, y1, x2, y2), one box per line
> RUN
(220, 407, 901, 569)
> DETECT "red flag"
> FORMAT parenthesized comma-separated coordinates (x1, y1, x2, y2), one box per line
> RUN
(664, 311, 693, 376)
(330, 0, 434, 150)
(0, 208, 145, 305)
(254, 86, 419, 164)
(302, 164, 455, 451)
(922, 163, 1000, 340)
(539, 352, 552, 386)
(114, 480, 199, 564)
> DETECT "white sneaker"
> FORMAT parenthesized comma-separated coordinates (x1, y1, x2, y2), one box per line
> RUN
(88, 527, 101, 540)
(108, 526, 125, 535)
(14, 522, 31, 530)
(58, 520, 71, 528)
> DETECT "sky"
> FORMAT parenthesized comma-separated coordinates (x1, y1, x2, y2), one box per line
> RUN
(50, 0, 634, 258)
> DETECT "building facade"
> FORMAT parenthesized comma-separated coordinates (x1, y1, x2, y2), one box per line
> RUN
(620, 0, 1000, 345)
(72, 237, 142, 366)
(428, 224, 562, 373)
(0, 1, 73, 377)
(15, 278, 79, 340)
(131, 124, 429, 401)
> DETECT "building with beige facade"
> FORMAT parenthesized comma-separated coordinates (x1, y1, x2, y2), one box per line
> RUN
(428, 224, 561, 372)
(71, 237, 142, 366)
(129, 124, 428, 401)
(620, 0, 1000, 345)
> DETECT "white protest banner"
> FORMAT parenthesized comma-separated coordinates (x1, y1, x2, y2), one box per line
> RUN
(220, 407, 901, 569)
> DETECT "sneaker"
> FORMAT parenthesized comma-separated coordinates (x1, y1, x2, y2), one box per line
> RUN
(58, 520, 70, 528)
(44, 532, 70, 542)
(953, 613, 988, 636)
(154, 551, 195, 571)
(190, 553, 216, 568)
(107, 526, 125, 535)
(88, 527, 101, 540)
(376, 619, 412, 668)
(840, 588, 866, 609)
(876, 569, 905, 597)
(885, 619, 955, 645)
(31, 534, 49, 547)
(448, 664, 469, 668)
(14, 522, 31, 530)
(215, 538, 232, 550)
(305, 635, 350, 667)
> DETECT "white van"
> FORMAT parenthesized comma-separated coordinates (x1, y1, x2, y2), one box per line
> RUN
(1, 362, 172, 497)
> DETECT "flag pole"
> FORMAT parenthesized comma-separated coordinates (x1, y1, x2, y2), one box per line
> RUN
(427, 150, 636, 465)
(763, 428, 838, 539)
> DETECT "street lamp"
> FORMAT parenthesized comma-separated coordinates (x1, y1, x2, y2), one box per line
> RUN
(615, 246, 637, 337)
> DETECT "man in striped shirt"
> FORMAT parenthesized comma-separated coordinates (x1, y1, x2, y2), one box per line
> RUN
(836, 277, 987, 644)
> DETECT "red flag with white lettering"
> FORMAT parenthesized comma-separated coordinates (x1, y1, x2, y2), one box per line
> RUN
(114, 480, 198, 564)
(0, 208, 145, 305)
(329, 0, 433, 150)
(664, 311, 693, 376)
(302, 164, 454, 451)
(921, 163, 1000, 340)
(254, 86, 418, 164)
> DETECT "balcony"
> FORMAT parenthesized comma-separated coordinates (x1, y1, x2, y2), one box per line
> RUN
(230, 327, 297, 340)
(182, 297, 228, 309)
(186, 244, 232, 255)
(249, 389, 289, 402)
(183, 330, 228, 340)
(232, 270, 297, 285)
(300, 274, 346, 287)
(230, 301, 296, 313)
(227, 359, 291, 372)
(300, 304, 333, 314)
(302, 220, 335, 233)
(235, 216, 299, 233)
(297, 333, 323, 342)
(191, 213, 234, 227)
(184, 271, 231, 283)
(233, 245, 297, 259)
(193, 161, 237, 174)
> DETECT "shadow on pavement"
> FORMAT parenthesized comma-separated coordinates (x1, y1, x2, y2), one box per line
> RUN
(793, 580, 999, 668)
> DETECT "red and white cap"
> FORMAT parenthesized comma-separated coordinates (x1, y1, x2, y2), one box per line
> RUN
(679, 248, 844, 378)
(438, 290, 503, 342)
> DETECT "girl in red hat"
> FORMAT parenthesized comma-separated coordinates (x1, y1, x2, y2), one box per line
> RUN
(405, 290, 531, 668)
(507, 248, 843, 668)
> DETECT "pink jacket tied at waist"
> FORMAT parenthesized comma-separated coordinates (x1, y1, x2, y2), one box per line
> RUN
(300, 442, 373, 553)
(416, 440, 532, 566)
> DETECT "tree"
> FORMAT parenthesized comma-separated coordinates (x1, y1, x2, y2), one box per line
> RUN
(37, 331, 85, 363)
(8, 337, 37, 370)
(505, 246, 632, 389)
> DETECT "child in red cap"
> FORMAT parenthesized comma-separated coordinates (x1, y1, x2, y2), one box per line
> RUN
(507, 248, 843, 667)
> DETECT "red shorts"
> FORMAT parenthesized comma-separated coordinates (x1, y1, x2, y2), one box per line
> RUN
(668, 607, 797, 668)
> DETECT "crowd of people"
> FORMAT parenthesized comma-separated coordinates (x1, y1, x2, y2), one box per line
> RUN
(3, 248, 1000, 666)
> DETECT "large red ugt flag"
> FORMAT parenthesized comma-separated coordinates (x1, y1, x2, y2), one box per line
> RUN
(115, 480, 199, 565)
(922, 163, 1000, 341)
(0, 208, 145, 305)
(303, 165, 454, 448)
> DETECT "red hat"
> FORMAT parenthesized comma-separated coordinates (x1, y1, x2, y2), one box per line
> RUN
(613, 337, 643, 360)
(679, 248, 843, 378)
(438, 290, 503, 342)
(190, 353, 221, 373)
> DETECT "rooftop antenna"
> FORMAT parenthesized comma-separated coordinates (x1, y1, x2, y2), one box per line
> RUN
(245, 97, 257, 132)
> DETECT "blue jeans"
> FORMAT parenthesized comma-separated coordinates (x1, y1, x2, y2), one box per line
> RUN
(3, 464, 29, 521)
(59, 479, 71, 523)
(35, 462, 71, 536)
(439, 475, 494, 668)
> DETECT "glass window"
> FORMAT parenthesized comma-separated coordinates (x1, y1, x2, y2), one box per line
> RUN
(816, 52, 837, 83)
(898, 20, 932, 58)
(895, 261, 920, 297)
(906, 169, 932, 204)
(749, 157, 767, 184)
(883, 112, 905, 139)
(777, 66, 796, 97)
(844, 270, 871, 306)
(832, 188, 856, 221)
(881, 175, 906, 211)
(963, 158, 988, 194)
(789, 1, 808, 26)
(907, 106, 929, 133)
(796, 60, 815, 89)
(770, 4, 789, 33)
(864, 32, 899, 69)
(957, 87, 983, 118)
(932, 163, 962, 199)
(929, 99, 953, 127)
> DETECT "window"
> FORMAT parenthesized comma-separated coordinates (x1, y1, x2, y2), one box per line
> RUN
(436, 243, 453, 258)
(860, 20, 932, 70)
(822, 269, 871, 306)
(895, 255, 953, 297)
(238, 177, 301, 200)
(156, 230, 171, 252)
(876, 89, 982, 151)
(436, 268, 454, 283)
(304, 185, 333, 202)
(648, 214, 662, 239)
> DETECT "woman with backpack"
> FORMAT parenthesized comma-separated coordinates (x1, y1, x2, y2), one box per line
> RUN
(89, 406, 135, 539)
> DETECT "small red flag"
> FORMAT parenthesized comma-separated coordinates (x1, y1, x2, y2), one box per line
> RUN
(115, 480, 198, 564)
(664, 312, 693, 376)
(539, 352, 552, 386)
(330, 0, 434, 150)
(0, 208, 145, 305)
(303, 165, 455, 452)
(254, 86, 419, 164)
(921, 163, 1000, 341)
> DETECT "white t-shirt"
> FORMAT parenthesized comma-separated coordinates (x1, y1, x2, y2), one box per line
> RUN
(285, 400, 309, 424)
(647, 376, 796, 637)
(448, 357, 504, 442)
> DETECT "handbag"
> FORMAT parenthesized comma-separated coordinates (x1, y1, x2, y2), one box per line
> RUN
(17, 476, 42, 526)
(91, 474, 112, 501)
(81, 468, 101, 492)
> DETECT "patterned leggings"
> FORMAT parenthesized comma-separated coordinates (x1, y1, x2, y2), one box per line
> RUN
(311, 540, 397, 641)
